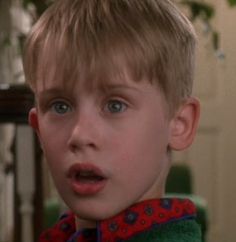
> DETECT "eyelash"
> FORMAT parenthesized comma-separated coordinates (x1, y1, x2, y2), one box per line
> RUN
(104, 99, 128, 114)
(44, 97, 128, 115)
(50, 100, 72, 114)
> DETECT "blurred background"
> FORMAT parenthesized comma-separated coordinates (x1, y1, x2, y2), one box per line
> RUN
(0, 0, 236, 242)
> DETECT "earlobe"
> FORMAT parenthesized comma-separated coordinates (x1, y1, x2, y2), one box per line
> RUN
(28, 108, 40, 134)
(169, 97, 200, 151)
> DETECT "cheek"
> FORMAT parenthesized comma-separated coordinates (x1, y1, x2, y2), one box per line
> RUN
(129, 119, 169, 154)
(39, 117, 69, 148)
(113, 121, 169, 173)
(38, 122, 68, 169)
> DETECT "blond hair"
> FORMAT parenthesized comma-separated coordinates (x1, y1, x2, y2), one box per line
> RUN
(23, 0, 196, 114)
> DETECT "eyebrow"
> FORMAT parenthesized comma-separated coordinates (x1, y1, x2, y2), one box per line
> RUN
(37, 88, 70, 101)
(35, 86, 116, 95)
(37, 83, 142, 96)
(98, 83, 142, 94)
(38, 88, 66, 96)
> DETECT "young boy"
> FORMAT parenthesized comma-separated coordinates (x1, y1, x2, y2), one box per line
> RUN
(23, 0, 201, 241)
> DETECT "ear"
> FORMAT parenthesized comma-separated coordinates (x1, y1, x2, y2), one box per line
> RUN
(29, 108, 44, 150)
(169, 97, 200, 151)
(28, 107, 40, 137)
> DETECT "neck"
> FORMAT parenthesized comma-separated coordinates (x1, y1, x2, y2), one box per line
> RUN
(75, 216, 97, 230)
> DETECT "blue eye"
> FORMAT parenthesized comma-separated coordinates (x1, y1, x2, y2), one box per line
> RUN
(106, 100, 127, 113)
(51, 101, 71, 114)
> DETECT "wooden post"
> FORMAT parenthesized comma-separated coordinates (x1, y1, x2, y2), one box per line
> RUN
(16, 125, 35, 242)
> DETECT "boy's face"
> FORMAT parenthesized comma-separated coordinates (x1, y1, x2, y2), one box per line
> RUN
(30, 73, 175, 223)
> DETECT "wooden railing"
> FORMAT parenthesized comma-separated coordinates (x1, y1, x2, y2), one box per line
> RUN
(0, 84, 43, 242)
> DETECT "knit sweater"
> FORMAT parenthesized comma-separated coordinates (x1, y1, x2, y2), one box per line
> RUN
(38, 198, 201, 242)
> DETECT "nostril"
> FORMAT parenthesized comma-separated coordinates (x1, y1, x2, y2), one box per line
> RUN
(69, 143, 78, 152)
(68, 139, 97, 152)
(88, 143, 97, 149)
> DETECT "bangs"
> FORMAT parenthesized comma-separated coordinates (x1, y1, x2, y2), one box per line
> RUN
(24, 0, 169, 93)
(25, 23, 164, 93)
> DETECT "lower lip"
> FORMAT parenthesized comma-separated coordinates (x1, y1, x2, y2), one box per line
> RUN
(68, 178, 107, 196)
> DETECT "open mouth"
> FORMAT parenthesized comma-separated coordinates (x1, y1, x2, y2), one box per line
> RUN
(67, 163, 107, 195)
(74, 170, 105, 183)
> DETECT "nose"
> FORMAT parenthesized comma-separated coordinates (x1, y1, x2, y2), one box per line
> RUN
(67, 110, 102, 152)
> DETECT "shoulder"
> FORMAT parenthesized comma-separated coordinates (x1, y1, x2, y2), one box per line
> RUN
(127, 219, 202, 242)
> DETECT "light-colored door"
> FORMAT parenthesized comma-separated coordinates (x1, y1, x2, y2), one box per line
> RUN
(173, 1, 236, 242)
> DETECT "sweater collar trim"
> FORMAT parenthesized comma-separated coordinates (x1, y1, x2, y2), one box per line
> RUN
(39, 198, 196, 242)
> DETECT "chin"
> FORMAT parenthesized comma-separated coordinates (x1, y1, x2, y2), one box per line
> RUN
(68, 201, 119, 221)
(74, 208, 114, 221)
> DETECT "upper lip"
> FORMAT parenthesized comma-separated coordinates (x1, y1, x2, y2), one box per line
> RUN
(66, 163, 106, 180)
